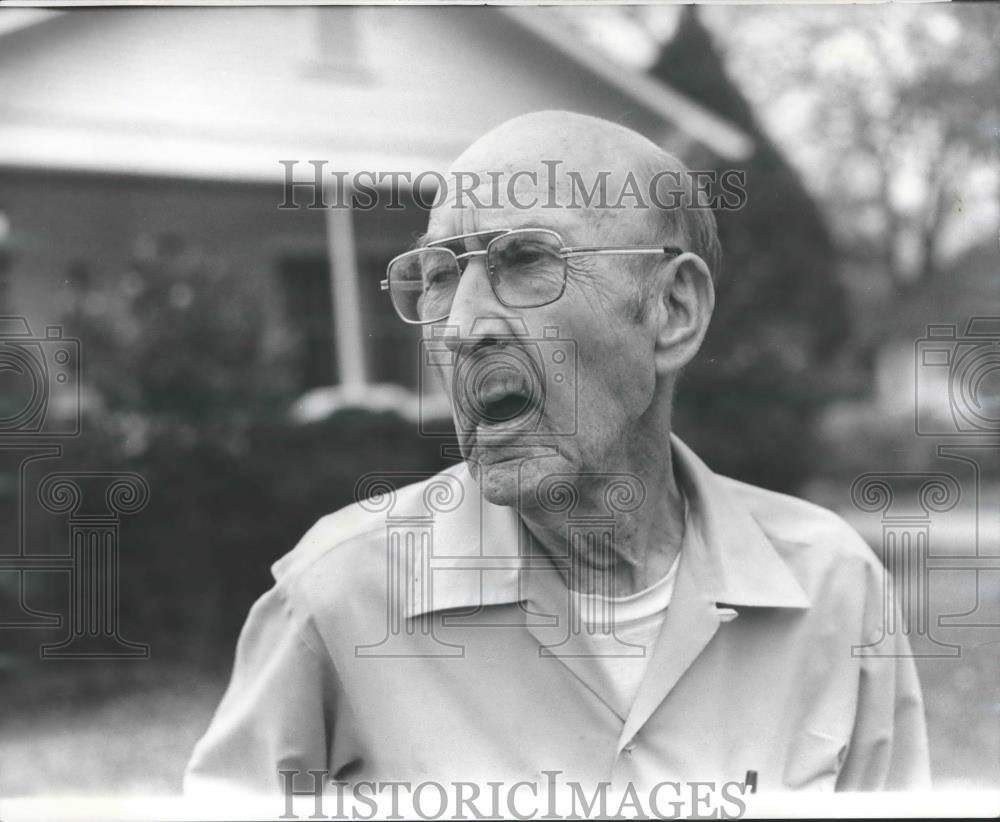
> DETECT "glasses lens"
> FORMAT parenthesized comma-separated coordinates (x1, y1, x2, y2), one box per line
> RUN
(388, 248, 460, 322)
(487, 231, 565, 308)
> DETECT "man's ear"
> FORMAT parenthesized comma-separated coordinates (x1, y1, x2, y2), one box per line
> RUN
(651, 252, 715, 375)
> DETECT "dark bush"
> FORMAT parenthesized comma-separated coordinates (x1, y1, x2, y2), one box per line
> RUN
(2, 234, 458, 669)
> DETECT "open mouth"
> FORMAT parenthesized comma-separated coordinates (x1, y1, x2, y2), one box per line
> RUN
(476, 386, 535, 425)
(456, 348, 542, 431)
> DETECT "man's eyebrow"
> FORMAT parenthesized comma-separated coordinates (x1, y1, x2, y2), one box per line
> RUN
(418, 229, 506, 253)
(417, 225, 568, 251)
(405, 231, 458, 254)
(414, 231, 468, 250)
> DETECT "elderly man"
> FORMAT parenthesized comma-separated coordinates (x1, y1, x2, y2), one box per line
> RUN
(185, 112, 929, 803)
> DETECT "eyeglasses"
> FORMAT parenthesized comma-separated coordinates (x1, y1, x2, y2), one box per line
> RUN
(381, 228, 684, 325)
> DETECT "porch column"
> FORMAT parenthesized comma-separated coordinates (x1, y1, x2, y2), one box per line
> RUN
(325, 207, 366, 389)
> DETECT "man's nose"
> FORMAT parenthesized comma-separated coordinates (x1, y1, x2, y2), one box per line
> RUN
(442, 258, 525, 352)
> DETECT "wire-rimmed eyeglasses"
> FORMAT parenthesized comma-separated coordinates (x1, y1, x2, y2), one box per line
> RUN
(380, 228, 684, 325)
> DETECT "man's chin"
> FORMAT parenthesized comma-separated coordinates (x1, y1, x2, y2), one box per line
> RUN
(467, 447, 570, 509)
(474, 465, 521, 508)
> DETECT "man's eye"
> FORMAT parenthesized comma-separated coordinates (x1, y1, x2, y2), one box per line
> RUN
(424, 266, 457, 290)
(501, 243, 551, 268)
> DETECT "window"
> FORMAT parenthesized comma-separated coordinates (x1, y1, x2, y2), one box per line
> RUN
(279, 254, 337, 390)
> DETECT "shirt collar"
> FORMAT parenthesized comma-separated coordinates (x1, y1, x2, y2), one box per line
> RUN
(404, 435, 810, 619)
(669, 435, 811, 609)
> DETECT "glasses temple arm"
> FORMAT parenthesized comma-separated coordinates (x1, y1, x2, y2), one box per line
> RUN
(561, 245, 684, 257)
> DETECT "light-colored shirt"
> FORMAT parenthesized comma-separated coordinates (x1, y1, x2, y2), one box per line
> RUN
(184, 436, 930, 795)
(544, 550, 682, 712)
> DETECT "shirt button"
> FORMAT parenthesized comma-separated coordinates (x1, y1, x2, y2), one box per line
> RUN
(623, 742, 636, 756)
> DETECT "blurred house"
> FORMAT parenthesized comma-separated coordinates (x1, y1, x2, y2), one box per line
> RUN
(0, 6, 752, 396)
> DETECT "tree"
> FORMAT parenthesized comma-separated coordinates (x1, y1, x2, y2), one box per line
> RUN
(650, 7, 852, 492)
(698, 3, 1000, 293)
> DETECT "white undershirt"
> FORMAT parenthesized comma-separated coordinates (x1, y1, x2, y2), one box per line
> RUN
(568, 552, 681, 710)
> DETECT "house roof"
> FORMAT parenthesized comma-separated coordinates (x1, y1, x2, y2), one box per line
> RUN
(0, 6, 753, 183)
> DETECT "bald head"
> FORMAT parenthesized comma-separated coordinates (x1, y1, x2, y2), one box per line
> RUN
(444, 110, 722, 279)
(453, 111, 657, 181)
